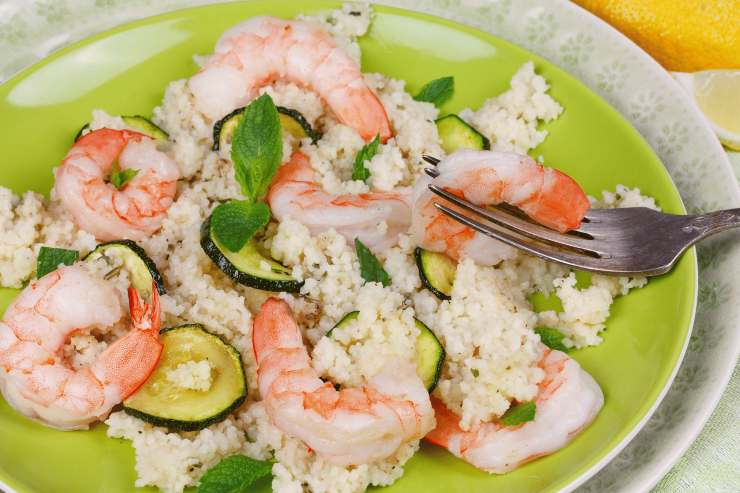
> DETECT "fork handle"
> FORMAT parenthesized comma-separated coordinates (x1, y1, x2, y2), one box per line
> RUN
(681, 208, 740, 244)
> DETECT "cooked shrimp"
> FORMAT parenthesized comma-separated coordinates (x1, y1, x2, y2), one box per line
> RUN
(411, 149, 590, 264)
(268, 151, 412, 251)
(0, 265, 162, 430)
(253, 298, 435, 465)
(189, 16, 392, 142)
(425, 348, 603, 473)
(53, 128, 179, 242)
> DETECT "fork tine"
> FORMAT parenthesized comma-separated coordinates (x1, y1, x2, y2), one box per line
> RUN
(428, 185, 603, 254)
(434, 203, 608, 272)
(424, 167, 440, 178)
(422, 155, 440, 165)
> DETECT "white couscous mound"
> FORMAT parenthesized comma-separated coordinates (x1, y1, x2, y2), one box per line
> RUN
(0, 3, 658, 493)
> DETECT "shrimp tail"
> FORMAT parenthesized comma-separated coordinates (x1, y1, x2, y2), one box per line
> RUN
(128, 282, 160, 334)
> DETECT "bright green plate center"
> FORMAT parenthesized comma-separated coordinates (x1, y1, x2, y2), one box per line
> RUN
(0, 1, 696, 492)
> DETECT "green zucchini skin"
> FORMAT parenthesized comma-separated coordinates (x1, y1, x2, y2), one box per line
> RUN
(414, 247, 455, 301)
(73, 116, 168, 142)
(328, 311, 445, 392)
(436, 114, 491, 153)
(83, 239, 166, 295)
(123, 324, 247, 432)
(211, 105, 320, 151)
(200, 215, 304, 293)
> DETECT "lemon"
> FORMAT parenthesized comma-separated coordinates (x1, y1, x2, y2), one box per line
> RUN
(673, 70, 740, 150)
(573, 0, 740, 72)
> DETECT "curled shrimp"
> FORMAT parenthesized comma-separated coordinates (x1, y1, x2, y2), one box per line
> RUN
(189, 16, 392, 142)
(53, 128, 180, 242)
(268, 151, 412, 251)
(425, 348, 603, 473)
(0, 265, 162, 430)
(411, 150, 590, 265)
(253, 298, 435, 465)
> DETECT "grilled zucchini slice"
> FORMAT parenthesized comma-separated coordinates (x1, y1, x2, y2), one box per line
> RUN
(329, 312, 445, 391)
(436, 114, 490, 153)
(212, 105, 320, 151)
(414, 247, 456, 300)
(84, 240, 165, 296)
(200, 215, 303, 293)
(123, 324, 247, 431)
(74, 115, 168, 142)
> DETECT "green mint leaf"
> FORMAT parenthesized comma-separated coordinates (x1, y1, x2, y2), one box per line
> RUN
(355, 238, 390, 287)
(534, 327, 570, 353)
(211, 201, 270, 252)
(414, 76, 454, 107)
(231, 94, 282, 202)
(500, 401, 536, 426)
(37, 246, 79, 278)
(109, 163, 139, 190)
(351, 134, 380, 182)
(196, 455, 272, 493)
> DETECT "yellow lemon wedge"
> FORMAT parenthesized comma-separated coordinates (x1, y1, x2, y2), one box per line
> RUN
(573, 0, 740, 72)
(673, 70, 740, 150)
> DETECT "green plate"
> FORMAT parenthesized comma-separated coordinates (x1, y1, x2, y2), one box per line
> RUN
(0, 1, 697, 492)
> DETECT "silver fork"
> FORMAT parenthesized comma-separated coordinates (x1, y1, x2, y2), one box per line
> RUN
(421, 155, 740, 276)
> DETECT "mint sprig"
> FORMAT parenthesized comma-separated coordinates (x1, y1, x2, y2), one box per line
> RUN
(355, 238, 390, 287)
(211, 94, 283, 251)
(351, 134, 380, 182)
(110, 163, 139, 189)
(211, 201, 270, 252)
(500, 401, 536, 426)
(37, 246, 79, 278)
(534, 327, 570, 353)
(414, 76, 454, 107)
(232, 93, 282, 203)
(197, 455, 272, 493)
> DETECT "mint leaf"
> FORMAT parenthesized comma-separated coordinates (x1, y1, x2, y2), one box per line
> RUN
(355, 238, 390, 287)
(232, 94, 282, 202)
(197, 455, 272, 493)
(109, 163, 139, 189)
(534, 327, 570, 353)
(414, 76, 454, 107)
(351, 134, 380, 182)
(37, 246, 79, 278)
(211, 201, 270, 252)
(500, 401, 536, 426)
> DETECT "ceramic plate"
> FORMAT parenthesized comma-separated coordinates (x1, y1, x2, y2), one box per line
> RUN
(0, 1, 703, 492)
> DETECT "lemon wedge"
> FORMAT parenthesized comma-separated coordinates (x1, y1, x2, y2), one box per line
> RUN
(673, 70, 740, 151)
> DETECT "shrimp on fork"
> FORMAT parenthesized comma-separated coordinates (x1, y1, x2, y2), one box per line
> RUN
(253, 298, 435, 465)
(0, 265, 162, 430)
(54, 128, 180, 242)
(189, 16, 392, 142)
(268, 151, 412, 251)
(412, 150, 590, 265)
(425, 348, 603, 473)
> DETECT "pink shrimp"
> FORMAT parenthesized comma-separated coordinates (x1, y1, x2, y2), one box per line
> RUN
(253, 298, 435, 465)
(188, 16, 392, 142)
(425, 348, 603, 473)
(268, 151, 412, 251)
(412, 150, 590, 265)
(53, 128, 179, 241)
(0, 265, 162, 430)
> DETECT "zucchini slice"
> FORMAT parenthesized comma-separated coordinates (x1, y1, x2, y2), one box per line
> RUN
(84, 240, 165, 296)
(414, 247, 456, 301)
(73, 115, 168, 142)
(212, 105, 320, 151)
(200, 215, 303, 293)
(123, 324, 247, 431)
(328, 312, 445, 391)
(436, 114, 491, 153)
(121, 115, 169, 141)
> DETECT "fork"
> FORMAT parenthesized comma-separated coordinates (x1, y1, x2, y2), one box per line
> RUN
(421, 155, 740, 276)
